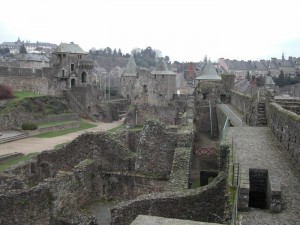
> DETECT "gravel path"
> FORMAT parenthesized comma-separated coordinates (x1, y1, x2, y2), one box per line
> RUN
(0, 119, 124, 156)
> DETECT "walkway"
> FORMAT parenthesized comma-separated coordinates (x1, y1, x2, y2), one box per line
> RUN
(224, 127, 300, 225)
(217, 104, 248, 127)
(0, 119, 124, 156)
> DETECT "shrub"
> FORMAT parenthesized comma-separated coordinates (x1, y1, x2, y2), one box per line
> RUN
(21, 123, 38, 130)
(0, 84, 14, 100)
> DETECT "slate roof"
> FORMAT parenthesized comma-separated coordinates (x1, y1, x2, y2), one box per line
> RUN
(53, 43, 87, 54)
(195, 61, 221, 80)
(122, 55, 137, 77)
(151, 59, 176, 75)
(16, 54, 50, 62)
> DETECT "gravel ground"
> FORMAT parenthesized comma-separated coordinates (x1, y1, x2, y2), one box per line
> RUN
(0, 119, 124, 156)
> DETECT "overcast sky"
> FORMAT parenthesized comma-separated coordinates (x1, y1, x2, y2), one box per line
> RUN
(0, 0, 299, 62)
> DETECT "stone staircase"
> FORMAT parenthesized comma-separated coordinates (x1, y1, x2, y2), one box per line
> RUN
(256, 102, 267, 126)
(0, 132, 29, 144)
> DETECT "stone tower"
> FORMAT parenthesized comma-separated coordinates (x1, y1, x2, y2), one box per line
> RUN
(151, 59, 176, 100)
(120, 55, 137, 99)
(51, 42, 94, 90)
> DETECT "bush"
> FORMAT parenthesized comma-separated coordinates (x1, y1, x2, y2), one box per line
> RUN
(21, 123, 38, 130)
(0, 84, 14, 100)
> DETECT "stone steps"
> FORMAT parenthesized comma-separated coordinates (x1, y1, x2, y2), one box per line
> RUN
(0, 133, 29, 144)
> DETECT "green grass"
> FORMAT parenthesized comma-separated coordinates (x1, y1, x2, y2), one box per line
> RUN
(38, 120, 74, 128)
(14, 91, 43, 98)
(34, 119, 96, 138)
(129, 125, 144, 131)
(0, 91, 44, 115)
(54, 141, 71, 150)
(0, 153, 38, 172)
(229, 186, 237, 209)
(107, 124, 124, 133)
(190, 178, 201, 188)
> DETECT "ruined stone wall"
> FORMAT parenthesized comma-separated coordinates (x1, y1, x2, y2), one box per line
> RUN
(8, 132, 133, 186)
(0, 185, 52, 225)
(125, 104, 177, 126)
(267, 102, 300, 164)
(155, 74, 177, 101)
(96, 99, 129, 122)
(103, 172, 167, 200)
(28, 121, 79, 136)
(135, 120, 177, 178)
(0, 97, 73, 130)
(111, 172, 228, 225)
(121, 76, 135, 99)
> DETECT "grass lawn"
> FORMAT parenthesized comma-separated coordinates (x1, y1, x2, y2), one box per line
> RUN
(35, 119, 96, 138)
(107, 124, 124, 133)
(0, 153, 38, 172)
(54, 141, 71, 150)
(0, 91, 44, 115)
(14, 91, 44, 98)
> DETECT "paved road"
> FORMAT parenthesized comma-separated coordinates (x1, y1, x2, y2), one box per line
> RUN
(225, 127, 300, 225)
(0, 119, 124, 156)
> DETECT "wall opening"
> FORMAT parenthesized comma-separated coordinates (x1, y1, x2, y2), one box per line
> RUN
(249, 169, 268, 209)
(200, 171, 218, 186)
(71, 78, 76, 87)
(220, 94, 226, 102)
(71, 63, 74, 71)
(81, 72, 87, 83)
(202, 93, 207, 100)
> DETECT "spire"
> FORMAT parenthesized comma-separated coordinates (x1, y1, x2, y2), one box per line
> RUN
(282, 52, 285, 61)
(122, 55, 137, 77)
(151, 59, 176, 75)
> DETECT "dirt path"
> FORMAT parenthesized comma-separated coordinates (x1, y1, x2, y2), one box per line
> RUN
(0, 119, 124, 156)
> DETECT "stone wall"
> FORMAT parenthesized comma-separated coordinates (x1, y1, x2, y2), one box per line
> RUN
(230, 90, 252, 114)
(0, 76, 49, 94)
(111, 172, 228, 225)
(0, 65, 43, 77)
(267, 102, 300, 164)
(135, 120, 177, 178)
(28, 121, 79, 136)
(7, 132, 133, 187)
(0, 185, 52, 225)
(0, 97, 74, 130)
(96, 99, 129, 122)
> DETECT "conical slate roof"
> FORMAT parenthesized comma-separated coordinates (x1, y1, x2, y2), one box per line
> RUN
(195, 60, 221, 80)
(53, 42, 87, 54)
(152, 59, 176, 75)
(122, 55, 137, 77)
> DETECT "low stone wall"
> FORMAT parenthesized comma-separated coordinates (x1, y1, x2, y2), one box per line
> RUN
(111, 172, 228, 225)
(267, 102, 300, 164)
(33, 113, 78, 124)
(216, 105, 228, 137)
(28, 121, 79, 136)
(230, 90, 252, 114)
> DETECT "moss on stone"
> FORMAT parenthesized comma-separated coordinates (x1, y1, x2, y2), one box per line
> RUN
(270, 102, 300, 123)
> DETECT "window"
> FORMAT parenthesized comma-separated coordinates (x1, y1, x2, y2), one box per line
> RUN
(71, 64, 74, 71)
(81, 72, 87, 83)
(62, 69, 65, 77)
